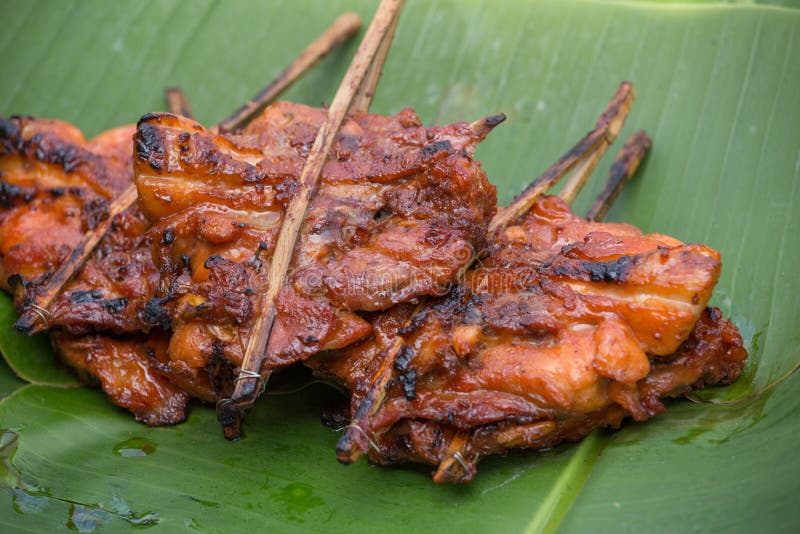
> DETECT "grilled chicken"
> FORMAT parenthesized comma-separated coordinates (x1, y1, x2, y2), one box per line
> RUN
(310, 195, 747, 482)
(0, 114, 747, 465)
(0, 116, 185, 423)
(0, 116, 159, 333)
(52, 330, 189, 425)
(133, 102, 498, 388)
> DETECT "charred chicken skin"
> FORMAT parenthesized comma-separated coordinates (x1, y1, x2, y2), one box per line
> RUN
(0, 116, 159, 334)
(310, 196, 747, 482)
(0, 116, 188, 424)
(0, 114, 748, 469)
(133, 102, 497, 393)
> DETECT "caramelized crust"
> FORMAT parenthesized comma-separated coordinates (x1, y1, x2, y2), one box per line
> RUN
(370, 307, 746, 470)
(134, 102, 497, 380)
(52, 330, 189, 426)
(316, 196, 747, 481)
(0, 117, 181, 424)
(0, 116, 158, 333)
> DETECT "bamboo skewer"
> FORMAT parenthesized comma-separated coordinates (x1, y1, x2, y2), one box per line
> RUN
(13, 185, 138, 335)
(432, 129, 652, 483)
(13, 12, 363, 336)
(219, 0, 405, 440)
(165, 87, 195, 118)
(337, 338, 404, 462)
(488, 82, 635, 234)
(349, 1, 402, 115)
(217, 12, 362, 133)
(585, 130, 651, 221)
(337, 84, 639, 466)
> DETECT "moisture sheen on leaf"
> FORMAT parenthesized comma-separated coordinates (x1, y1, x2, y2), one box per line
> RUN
(0, 0, 799, 532)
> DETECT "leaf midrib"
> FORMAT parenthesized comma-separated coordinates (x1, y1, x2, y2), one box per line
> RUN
(523, 431, 609, 534)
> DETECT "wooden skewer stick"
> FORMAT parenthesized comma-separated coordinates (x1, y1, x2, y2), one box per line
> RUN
(432, 130, 651, 484)
(336, 338, 403, 463)
(349, 1, 402, 114)
(336, 84, 637, 464)
(432, 431, 476, 484)
(165, 87, 195, 118)
(557, 139, 611, 205)
(488, 82, 635, 235)
(14, 186, 138, 334)
(335, 113, 505, 464)
(13, 12, 365, 337)
(219, 0, 405, 440)
(217, 12, 362, 133)
(586, 130, 651, 221)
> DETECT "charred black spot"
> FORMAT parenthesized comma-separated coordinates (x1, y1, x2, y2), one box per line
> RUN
(102, 298, 129, 313)
(301, 335, 320, 345)
(6, 274, 24, 289)
(0, 180, 28, 210)
(137, 112, 169, 126)
(0, 117, 20, 142)
(144, 297, 171, 328)
(484, 113, 507, 127)
(337, 134, 360, 156)
(398, 369, 417, 400)
(146, 348, 155, 358)
(50, 145, 79, 172)
(394, 345, 414, 372)
(49, 187, 65, 197)
(422, 140, 453, 158)
(70, 290, 103, 303)
(372, 206, 392, 222)
(210, 343, 226, 362)
(162, 228, 175, 244)
(135, 123, 164, 168)
(180, 254, 191, 268)
(81, 197, 110, 230)
(549, 256, 635, 284)
(582, 256, 634, 283)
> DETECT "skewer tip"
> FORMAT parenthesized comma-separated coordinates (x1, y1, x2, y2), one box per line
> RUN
(13, 311, 43, 336)
(333, 12, 363, 36)
(469, 113, 507, 142)
(335, 434, 365, 464)
(164, 87, 195, 118)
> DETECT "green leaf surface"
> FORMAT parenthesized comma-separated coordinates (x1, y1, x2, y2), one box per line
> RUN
(0, 0, 798, 532)
(0, 358, 24, 401)
(0, 294, 78, 387)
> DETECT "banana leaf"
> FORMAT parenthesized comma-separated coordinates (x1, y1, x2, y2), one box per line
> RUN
(0, 0, 798, 531)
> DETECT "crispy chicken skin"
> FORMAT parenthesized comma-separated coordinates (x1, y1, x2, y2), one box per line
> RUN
(0, 111, 747, 477)
(134, 102, 497, 382)
(0, 116, 159, 333)
(52, 330, 189, 425)
(310, 196, 747, 482)
(0, 116, 180, 423)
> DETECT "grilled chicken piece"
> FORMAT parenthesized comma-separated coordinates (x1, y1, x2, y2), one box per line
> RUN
(0, 116, 159, 333)
(52, 330, 189, 425)
(310, 195, 747, 482)
(368, 306, 745, 476)
(0, 116, 190, 424)
(134, 102, 497, 385)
